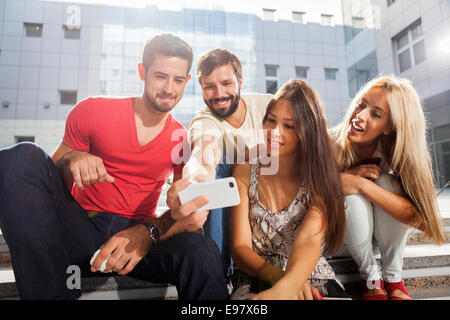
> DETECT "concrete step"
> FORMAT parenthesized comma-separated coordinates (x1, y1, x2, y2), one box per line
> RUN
(407, 226, 450, 245)
(330, 243, 450, 274)
(0, 264, 178, 300)
(330, 243, 450, 299)
(408, 286, 450, 300)
(342, 280, 450, 300)
(1, 244, 448, 299)
(0, 194, 446, 299)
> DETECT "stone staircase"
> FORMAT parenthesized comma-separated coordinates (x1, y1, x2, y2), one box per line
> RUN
(0, 189, 449, 299)
(328, 189, 450, 300)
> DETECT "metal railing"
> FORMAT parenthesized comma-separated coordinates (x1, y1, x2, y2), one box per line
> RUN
(437, 180, 450, 197)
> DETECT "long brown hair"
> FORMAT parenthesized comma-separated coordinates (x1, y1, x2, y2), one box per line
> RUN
(263, 79, 346, 255)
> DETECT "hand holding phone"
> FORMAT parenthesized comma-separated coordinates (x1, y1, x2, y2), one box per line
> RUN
(178, 177, 241, 212)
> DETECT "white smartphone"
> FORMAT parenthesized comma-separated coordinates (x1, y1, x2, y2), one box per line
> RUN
(178, 177, 241, 212)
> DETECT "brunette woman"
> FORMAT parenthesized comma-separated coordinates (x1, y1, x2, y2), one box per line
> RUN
(230, 80, 346, 300)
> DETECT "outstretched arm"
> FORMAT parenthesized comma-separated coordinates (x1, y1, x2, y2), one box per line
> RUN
(183, 129, 222, 183)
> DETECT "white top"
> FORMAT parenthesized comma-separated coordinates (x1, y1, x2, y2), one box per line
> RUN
(188, 93, 273, 163)
(372, 140, 393, 175)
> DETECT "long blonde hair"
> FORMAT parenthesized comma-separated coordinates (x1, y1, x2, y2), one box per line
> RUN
(332, 75, 444, 244)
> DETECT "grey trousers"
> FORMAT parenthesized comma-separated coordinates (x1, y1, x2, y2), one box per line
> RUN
(334, 174, 410, 282)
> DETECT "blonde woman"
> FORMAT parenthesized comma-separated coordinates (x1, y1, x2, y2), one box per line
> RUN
(332, 75, 444, 300)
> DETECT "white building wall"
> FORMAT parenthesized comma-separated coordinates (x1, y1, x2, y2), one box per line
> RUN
(0, 119, 64, 153)
(373, 0, 450, 102)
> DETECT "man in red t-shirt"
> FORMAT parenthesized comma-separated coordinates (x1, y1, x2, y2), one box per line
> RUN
(0, 33, 227, 300)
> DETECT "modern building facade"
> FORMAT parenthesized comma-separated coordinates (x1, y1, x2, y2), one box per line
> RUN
(0, 0, 349, 150)
(0, 0, 449, 187)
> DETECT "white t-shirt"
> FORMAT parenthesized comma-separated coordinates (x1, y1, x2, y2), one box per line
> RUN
(188, 93, 273, 164)
(372, 140, 393, 175)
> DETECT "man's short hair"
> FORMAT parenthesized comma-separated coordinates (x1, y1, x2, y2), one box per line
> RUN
(196, 48, 242, 85)
(142, 33, 194, 73)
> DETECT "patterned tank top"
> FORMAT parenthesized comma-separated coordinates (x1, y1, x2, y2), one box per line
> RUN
(231, 161, 337, 299)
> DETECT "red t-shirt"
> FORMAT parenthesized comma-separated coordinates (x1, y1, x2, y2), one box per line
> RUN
(63, 96, 187, 220)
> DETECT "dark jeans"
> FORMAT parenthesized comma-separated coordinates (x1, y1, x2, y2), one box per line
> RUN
(203, 158, 234, 278)
(0, 142, 228, 300)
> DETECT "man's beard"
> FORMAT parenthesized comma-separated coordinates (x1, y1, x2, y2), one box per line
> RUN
(145, 92, 177, 113)
(205, 89, 240, 119)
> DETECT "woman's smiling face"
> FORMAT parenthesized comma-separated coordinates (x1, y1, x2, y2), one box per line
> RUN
(263, 99, 299, 158)
(347, 87, 393, 147)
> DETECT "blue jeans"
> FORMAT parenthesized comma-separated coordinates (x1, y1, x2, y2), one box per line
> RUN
(0, 143, 228, 300)
(203, 158, 233, 277)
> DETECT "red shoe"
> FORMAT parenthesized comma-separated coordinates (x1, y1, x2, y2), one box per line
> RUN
(384, 281, 411, 300)
(362, 280, 387, 300)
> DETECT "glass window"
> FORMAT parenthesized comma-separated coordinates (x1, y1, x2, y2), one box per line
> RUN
(265, 64, 279, 94)
(211, 12, 226, 34)
(195, 14, 209, 33)
(413, 40, 426, 64)
(352, 17, 365, 30)
(398, 50, 411, 72)
(292, 11, 305, 24)
(63, 25, 81, 39)
(266, 80, 278, 95)
(265, 65, 278, 77)
(387, 0, 396, 6)
(325, 68, 338, 80)
(295, 66, 309, 79)
(393, 20, 425, 72)
(59, 91, 78, 105)
(321, 14, 334, 26)
(435, 140, 450, 187)
(411, 23, 423, 40)
(24, 23, 43, 37)
(396, 33, 409, 49)
(15, 136, 35, 143)
(434, 124, 450, 142)
(263, 9, 276, 21)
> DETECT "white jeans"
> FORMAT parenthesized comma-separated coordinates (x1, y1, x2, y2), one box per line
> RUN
(334, 174, 410, 282)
